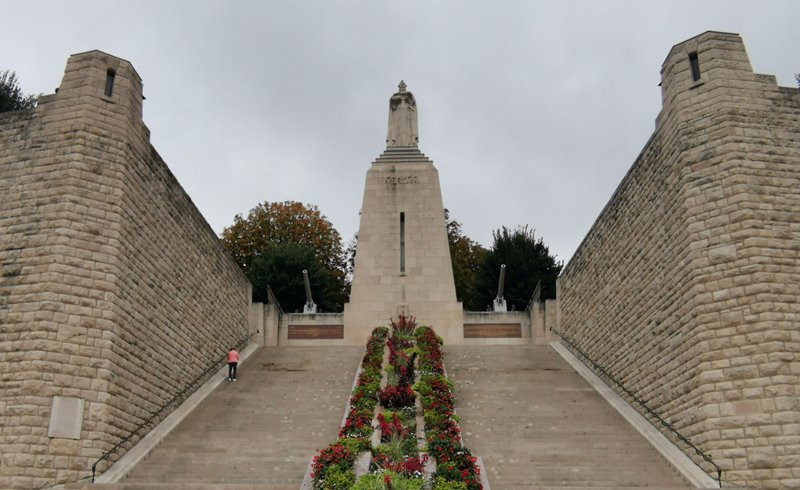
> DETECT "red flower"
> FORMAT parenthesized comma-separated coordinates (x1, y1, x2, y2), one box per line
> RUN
(379, 384, 416, 409)
(374, 453, 429, 476)
(311, 443, 355, 478)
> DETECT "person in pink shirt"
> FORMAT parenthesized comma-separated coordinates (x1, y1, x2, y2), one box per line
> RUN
(227, 348, 239, 381)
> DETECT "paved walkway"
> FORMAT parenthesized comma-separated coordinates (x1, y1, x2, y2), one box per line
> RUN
(106, 346, 362, 489)
(80, 343, 695, 489)
(444, 344, 692, 489)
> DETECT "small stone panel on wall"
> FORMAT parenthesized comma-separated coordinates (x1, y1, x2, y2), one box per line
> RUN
(47, 397, 85, 440)
(463, 324, 522, 338)
(288, 325, 345, 340)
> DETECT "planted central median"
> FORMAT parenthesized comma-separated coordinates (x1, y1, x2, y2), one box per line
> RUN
(309, 317, 483, 489)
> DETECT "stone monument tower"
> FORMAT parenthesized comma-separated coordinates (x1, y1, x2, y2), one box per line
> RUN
(343, 82, 463, 343)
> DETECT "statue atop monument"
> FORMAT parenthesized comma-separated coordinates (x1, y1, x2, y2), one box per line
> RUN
(386, 80, 419, 147)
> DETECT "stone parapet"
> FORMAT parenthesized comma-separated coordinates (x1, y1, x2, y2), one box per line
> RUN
(462, 310, 530, 345)
(0, 51, 252, 488)
(559, 32, 800, 488)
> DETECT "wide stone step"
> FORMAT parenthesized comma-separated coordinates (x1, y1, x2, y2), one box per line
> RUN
(481, 486, 693, 490)
(373, 147, 433, 164)
(80, 343, 701, 489)
(444, 344, 694, 489)
(91, 346, 362, 487)
(71, 484, 298, 489)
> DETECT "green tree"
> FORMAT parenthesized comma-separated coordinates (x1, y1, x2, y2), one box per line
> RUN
(221, 201, 348, 310)
(0, 70, 37, 113)
(222, 201, 345, 272)
(445, 209, 487, 310)
(474, 226, 561, 310)
(246, 242, 341, 312)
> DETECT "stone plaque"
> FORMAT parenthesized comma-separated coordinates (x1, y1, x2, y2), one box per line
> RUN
(47, 396, 85, 439)
(463, 323, 522, 338)
(288, 325, 344, 340)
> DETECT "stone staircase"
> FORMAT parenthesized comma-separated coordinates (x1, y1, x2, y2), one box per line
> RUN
(75, 343, 699, 489)
(445, 344, 694, 489)
(78, 346, 363, 489)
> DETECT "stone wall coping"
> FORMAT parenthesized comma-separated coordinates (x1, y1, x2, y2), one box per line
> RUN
(67, 49, 143, 81)
(660, 31, 740, 71)
(463, 311, 529, 321)
(284, 312, 345, 320)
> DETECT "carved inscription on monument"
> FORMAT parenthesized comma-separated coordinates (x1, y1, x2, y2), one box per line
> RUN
(385, 175, 419, 186)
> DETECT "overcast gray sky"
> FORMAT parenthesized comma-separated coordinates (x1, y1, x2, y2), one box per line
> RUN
(3, 1, 798, 263)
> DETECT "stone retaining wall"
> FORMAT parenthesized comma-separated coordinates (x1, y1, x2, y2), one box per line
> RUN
(558, 32, 800, 487)
(0, 51, 252, 488)
(251, 306, 560, 347)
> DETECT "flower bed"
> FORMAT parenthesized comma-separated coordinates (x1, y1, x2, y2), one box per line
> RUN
(415, 326, 482, 490)
(313, 327, 388, 488)
(310, 320, 482, 489)
(368, 318, 424, 484)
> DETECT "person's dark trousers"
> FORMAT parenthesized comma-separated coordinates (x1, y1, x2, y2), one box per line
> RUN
(228, 362, 238, 380)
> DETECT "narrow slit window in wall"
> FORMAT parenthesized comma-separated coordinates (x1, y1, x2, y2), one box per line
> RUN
(400, 212, 406, 273)
(689, 52, 701, 82)
(105, 69, 116, 97)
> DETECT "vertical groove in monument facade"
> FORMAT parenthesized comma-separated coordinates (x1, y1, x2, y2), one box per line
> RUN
(344, 82, 463, 343)
(0, 51, 252, 488)
(558, 32, 800, 487)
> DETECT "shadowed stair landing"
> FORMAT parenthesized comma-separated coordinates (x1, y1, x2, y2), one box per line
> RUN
(85, 346, 362, 490)
(445, 344, 694, 489)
